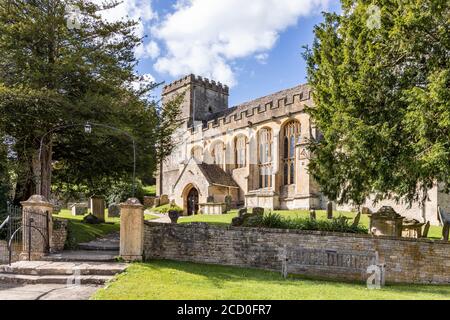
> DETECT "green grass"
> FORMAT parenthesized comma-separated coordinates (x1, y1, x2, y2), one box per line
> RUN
(143, 185, 156, 196)
(53, 209, 159, 248)
(177, 209, 443, 239)
(53, 210, 120, 248)
(92, 260, 450, 300)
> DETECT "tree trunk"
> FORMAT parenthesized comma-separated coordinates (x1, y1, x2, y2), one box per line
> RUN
(35, 142, 53, 200)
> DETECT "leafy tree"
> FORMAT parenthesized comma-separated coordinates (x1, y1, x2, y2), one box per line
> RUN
(304, 0, 449, 208)
(0, 139, 9, 219)
(0, 0, 181, 202)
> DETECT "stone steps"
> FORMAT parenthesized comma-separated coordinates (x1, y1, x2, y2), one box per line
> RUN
(42, 250, 119, 262)
(77, 242, 120, 251)
(0, 273, 114, 285)
(0, 261, 128, 285)
(0, 261, 127, 276)
(77, 232, 120, 251)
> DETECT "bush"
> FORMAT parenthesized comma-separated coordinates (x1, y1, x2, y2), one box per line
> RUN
(242, 213, 368, 234)
(152, 204, 183, 215)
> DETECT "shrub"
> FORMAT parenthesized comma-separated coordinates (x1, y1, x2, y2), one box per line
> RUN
(153, 204, 183, 215)
(242, 213, 368, 234)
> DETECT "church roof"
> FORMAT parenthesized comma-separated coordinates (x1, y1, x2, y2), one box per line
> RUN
(197, 163, 240, 188)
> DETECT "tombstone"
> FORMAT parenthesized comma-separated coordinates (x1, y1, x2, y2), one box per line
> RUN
(108, 203, 120, 218)
(90, 196, 105, 222)
(309, 209, 316, 220)
(71, 203, 88, 216)
(160, 195, 169, 206)
(422, 221, 431, 238)
(224, 195, 232, 213)
(252, 207, 264, 216)
(369, 206, 404, 237)
(438, 207, 450, 241)
(143, 196, 155, 208)
(238, 208, 247, 218)
(327, 201, 333, 219)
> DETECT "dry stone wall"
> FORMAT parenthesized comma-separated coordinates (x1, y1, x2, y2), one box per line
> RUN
(144, 222, 450, 285)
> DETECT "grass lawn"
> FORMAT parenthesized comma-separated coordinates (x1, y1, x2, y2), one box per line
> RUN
(53, 209, 158, 248)
(177, 210, 443, 239)
(143, 185, 156, 196)
(92, 260, 450, 300)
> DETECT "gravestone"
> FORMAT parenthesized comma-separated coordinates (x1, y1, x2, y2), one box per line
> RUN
(252, 207, 264, 216)
(422, 221, 431, 238)
(327, 202, 333, 219)
(90, 196, 105, 222)
(361, 207, 372, 215)
(224, 195, 232, 213)
(71, 203, 88, 216)
(369, 206, 404, 237)
(143, 196, 155, 208)
(108, 204, 120, 218)
(160, 195, 169, 206)
(238, 208, 247, 218)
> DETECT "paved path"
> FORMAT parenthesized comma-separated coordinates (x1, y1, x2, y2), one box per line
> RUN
(0, 283, 101, 300)
(145, 210, 171, 223)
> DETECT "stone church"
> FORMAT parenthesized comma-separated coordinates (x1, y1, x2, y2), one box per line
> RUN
(156, 74, 449, 225)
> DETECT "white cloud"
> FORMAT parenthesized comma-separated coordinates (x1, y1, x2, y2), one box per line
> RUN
(136, 40, 161, 59)
(89, 0, 156, 33)
(153, 0, 330, 86)
(255, 53, 269, 65)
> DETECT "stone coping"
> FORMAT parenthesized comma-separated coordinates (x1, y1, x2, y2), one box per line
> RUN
(144, 221, 450, 245)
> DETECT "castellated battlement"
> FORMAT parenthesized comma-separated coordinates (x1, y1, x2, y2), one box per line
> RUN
(162, 74, 230, 96)
(188, 84, 312, 135)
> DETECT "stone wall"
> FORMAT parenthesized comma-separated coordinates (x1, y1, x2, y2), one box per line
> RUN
(51, 219, 68, 253)
(144, 222, 450, 285)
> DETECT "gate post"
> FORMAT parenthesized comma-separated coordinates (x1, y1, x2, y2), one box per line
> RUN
(20, 195, 53, 261)
(119, 198, 144, 262)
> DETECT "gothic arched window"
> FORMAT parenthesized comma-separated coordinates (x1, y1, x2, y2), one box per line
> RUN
(258, 128, 273, 189)
(283, 121, 300, 185)
(235, 136, 247, 168)
(191, 147, 203, 162)
(211, 142, 224, 167)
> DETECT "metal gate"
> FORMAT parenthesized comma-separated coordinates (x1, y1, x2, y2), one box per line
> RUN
(0, 202, 22, 265)
(0, 203, 50, 265)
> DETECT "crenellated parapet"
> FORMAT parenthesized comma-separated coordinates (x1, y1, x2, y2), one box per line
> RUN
(163, 74, 230, 96)
(188, 84, 312, 135)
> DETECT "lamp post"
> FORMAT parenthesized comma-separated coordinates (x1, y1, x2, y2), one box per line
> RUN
(37, 122, 137, 197)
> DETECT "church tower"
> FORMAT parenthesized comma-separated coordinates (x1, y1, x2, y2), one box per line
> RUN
(162, 74, 229, 128)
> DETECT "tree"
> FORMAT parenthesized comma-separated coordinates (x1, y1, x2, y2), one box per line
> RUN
(304, 0, 449, 207)
(0, 138, 9, 218)
(0, 0, 181, 202)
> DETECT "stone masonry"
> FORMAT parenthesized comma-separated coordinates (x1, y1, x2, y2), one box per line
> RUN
(144, 222, 450, 285)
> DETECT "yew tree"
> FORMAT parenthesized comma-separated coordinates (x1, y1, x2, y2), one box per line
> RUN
(0, 0, 181, 202)
(305, 0, 449, 207)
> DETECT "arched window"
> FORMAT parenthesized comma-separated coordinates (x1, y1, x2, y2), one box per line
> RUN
(191, 147, 203, 162)
(211, 142, 224, 167)
(235, 136, 247, 168)
(283, 121, 300, 185)
(258, 128, 273, 189)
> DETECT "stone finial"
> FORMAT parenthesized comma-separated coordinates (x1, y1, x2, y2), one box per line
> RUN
(120, 198, 143, 208)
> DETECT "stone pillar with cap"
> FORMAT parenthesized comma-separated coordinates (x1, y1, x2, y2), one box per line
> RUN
(20, 195, 53, 260)
(119, 198, 144, 262)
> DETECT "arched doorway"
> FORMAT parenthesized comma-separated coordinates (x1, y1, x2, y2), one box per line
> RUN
(187, 188, 199, 215)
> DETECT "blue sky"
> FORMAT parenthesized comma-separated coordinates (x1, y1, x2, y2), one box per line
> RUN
(96, 0, 341, 107)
